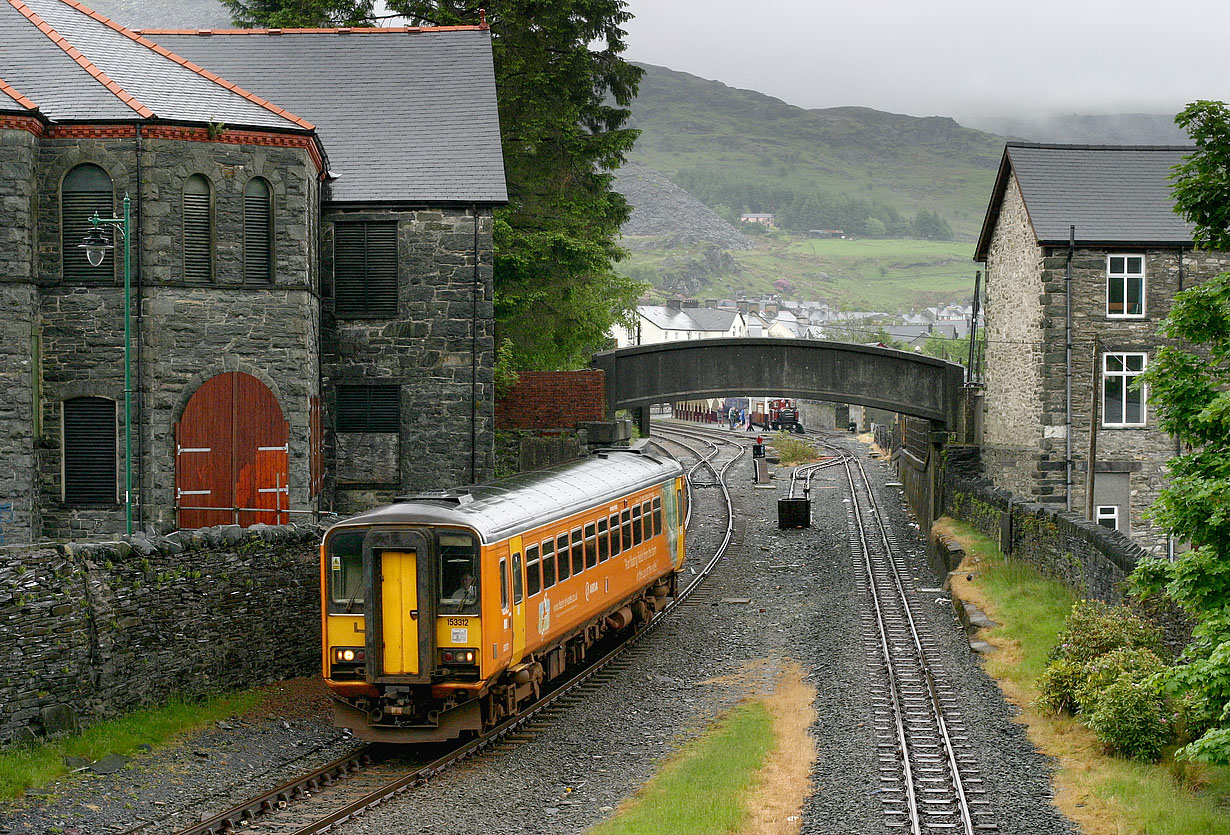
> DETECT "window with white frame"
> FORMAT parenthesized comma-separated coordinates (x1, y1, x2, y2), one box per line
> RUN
(1107, 255, 1144, 317)
(1095, 505, 1119, 530)
(1102, 352, 1147, 427)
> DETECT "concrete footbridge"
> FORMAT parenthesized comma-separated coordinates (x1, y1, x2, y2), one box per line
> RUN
(591, 338, 965, 431)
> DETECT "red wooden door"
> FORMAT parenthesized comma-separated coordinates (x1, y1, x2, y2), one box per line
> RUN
(176, 373, 289, 529)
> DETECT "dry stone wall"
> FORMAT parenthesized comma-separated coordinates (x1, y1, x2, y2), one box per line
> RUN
(0, 524, 320, 747)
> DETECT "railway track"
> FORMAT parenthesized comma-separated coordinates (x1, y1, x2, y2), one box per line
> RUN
(834, 444, 993, 834)
(660, 421, 995, 833)
(127, 433, 744, 835)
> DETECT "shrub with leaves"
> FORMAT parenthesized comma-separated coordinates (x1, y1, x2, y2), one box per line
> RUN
(1074, 646, 1166, 716)
(1086, 676, 1173, 763)
(1036, 658, 1086, 715)
(1047, 600, 1165, 666)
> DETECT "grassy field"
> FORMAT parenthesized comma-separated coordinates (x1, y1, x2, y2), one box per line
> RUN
(620, 233, 977, 311)
(937, 517, 1230, 835)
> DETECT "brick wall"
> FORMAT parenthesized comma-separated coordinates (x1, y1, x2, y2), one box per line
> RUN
(495, 370, 607, 432)
(0, 524, 321, 746)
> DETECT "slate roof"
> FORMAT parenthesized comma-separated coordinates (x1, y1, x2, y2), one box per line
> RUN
(639, 306, 742, 334)
(0, 77, 38, 112)
(0, 0, 310, 131)
(975, 142, 1197, 260)
(147, 28, 508, 204)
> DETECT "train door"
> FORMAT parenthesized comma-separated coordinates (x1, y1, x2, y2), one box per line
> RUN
(368, 529, 433, 679)
(509, 536, 526, 663)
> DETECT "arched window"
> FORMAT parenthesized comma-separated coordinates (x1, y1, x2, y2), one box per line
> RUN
(62, 163, 114, 282)
(182, 174, 213, 283)
(243, 177, 273, 283)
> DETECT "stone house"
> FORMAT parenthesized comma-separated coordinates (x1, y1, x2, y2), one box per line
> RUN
(0, 0, 505, 543)
(974, 142, 1221, 555)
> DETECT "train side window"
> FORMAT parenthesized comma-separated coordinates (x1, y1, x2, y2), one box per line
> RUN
(678, 487, 685, 522)
(542, 539, 556, 588)
(584, 522, 597, 568)
(621, 509, 633, 549)
(652, 497, 662, 537)
(556, 533, 571, 581)
(609, 513, 621, 556)
(641, 501, 652, 541)
(571, 528, 584, 574)
(632, 506, 643, 546)
(526, 544, 541, 596)
(499, 556, 509, 612)
(598, 518, 610, 562)
(512, 551, 524, 604)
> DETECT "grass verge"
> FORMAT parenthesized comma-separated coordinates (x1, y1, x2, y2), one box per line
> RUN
(591, 662, 816, 835)
(0, 690, 262, 802)
(934, 517, 1230, 835)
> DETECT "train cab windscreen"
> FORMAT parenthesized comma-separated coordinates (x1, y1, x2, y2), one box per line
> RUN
(439, 532, 480, 614)
(327, 531, 365, 614)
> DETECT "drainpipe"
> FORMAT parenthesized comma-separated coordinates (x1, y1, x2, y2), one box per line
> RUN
(134, 124, 144, 530)
(1065, 225, 1074, 513)
(471, 203, 479, 484)
(1170, 248, 1185, 560)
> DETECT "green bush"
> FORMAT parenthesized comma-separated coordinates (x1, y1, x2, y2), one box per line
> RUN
(1036, 658, 1085, 714)
(1075, 646, 1166, 716)
(1048, 600, 1165, 666)
(1086, 677, 1173, 763)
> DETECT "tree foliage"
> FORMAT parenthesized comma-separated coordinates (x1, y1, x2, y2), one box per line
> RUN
(221, 0, 376, 27)
(387, 0, 645, 369)
(1127, 100, 1230, 764)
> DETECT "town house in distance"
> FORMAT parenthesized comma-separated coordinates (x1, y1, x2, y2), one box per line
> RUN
(0, 0, 506, 543)
(975, 142, 1224, 556)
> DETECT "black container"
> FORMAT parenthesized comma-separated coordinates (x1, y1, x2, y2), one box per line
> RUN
(777, 497, 811, 529)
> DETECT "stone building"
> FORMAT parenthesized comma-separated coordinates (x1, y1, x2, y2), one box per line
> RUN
(974, 142, 1220, 555)
(0, 0, 506, 543)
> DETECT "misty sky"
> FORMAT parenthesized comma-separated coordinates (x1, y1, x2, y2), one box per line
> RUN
(619, 0, 1225, 122)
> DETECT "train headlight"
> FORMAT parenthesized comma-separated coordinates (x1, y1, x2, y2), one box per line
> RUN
(333, 647, 365, 664)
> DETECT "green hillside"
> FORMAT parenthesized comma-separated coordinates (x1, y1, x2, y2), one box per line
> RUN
(621, 234, 977, 311)
(626, 63, 1006, 241)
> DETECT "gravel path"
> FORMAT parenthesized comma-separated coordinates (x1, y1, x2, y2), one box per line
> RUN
(0, 432, 1076, 835)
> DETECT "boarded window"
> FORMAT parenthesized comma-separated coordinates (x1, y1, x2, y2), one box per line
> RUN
(62, 164, 114, 282)
(336, 385, 399, 433)
(243, 177, 272, 283)
(334, 221, 398, 317)
(183, 174, 213, 283)
(63, 397, 116, 505)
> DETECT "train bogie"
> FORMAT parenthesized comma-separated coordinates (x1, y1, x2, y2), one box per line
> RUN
(320, 448, 686, 742)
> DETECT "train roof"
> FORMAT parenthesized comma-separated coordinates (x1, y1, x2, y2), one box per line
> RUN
(326, 448, 684, 544)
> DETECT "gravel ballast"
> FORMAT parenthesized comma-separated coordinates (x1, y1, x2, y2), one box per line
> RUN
(0, 431, 1075, 835)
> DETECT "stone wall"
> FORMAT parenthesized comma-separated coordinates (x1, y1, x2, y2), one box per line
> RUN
(321, 207, 495, 513)
(981, 174, 1047, 499)
(942, 473, 1146, 602)
(33, 136, 320, 539)
(0, 128, 38, 544)
(0, 524, 321, 747)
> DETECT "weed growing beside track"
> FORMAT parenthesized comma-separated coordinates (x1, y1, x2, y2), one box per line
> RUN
(935, 517, 1230, 835)
(591, 663, 816, 835)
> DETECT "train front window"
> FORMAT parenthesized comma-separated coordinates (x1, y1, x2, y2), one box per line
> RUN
(326, 531, 365, 615)
(438, 532, 479, 615)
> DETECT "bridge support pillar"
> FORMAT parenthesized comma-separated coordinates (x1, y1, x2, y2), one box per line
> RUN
(635, 406, 651, 439)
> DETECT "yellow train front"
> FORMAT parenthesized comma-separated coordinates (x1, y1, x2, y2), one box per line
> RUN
(321, 447, 686, 742)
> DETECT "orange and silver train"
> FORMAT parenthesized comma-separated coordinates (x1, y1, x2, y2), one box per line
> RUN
(321, 447, 686, 742)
